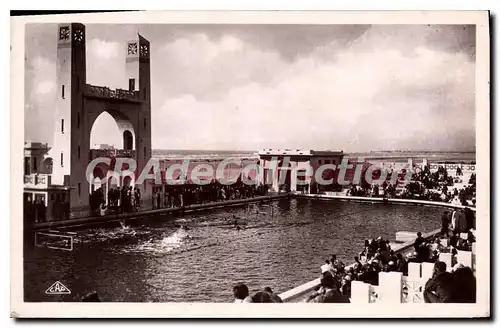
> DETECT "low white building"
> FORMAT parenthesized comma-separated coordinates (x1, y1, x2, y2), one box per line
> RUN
(258, 149, 344, 193)
(24, 142, 70, 224)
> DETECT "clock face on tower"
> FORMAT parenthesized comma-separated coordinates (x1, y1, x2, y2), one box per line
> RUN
(140, 44, 149, 57)
(128, 43, 138, 55)
(73, 29, 84, 42)
(59, 26, 70, 41)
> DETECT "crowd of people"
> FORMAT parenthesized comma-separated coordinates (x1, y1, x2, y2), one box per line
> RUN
(423, 261, 476, 303)
(89, 186, 142, 215)
(23, 194, 70, 224)
(345, 164, 476, 207)
(314, 240, 406, 302)
(402, 165, 476, 205)
(347, 181, 397, 198)
(24, 198, 48, 224)
(151, 182, 270, 209)
(88, 181, 271, 216)
(308, 206, 477, 303)
(233, 284, 283, 303)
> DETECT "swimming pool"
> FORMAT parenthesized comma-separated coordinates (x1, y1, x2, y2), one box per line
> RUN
(24, 198, 442, 302)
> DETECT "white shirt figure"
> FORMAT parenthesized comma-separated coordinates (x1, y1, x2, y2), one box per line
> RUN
(321, 262, 334, 274)
(451, 210, 459, 231)
(99, 203, 106, 216)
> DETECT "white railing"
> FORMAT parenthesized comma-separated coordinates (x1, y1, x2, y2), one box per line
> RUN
(352, 248, 474, 304)
(24, 173, 51, 188)
(298, 193, 477, 211)
(423, 163, 476, 172)
(281, 241, 475, 303)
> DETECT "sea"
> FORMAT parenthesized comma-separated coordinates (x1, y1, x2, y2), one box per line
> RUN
(152, 149, 476, 163)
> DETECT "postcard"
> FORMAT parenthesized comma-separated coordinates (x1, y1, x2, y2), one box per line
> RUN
(10, 10, 490, 318)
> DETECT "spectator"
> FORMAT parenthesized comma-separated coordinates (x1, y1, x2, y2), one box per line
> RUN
(251, 291, 272, 303)
(457, 209, 468, 233)
(306, 272, 350, 303)
(451, 208, 460, 233)
(452, 266, 476, 303)
(423, 262, 455, 303)
(263, 287, 283, 303)
(340, 275, 352, 298)
(441, 211, 450, 237)
(414, 232, 425, 252)
(233, 284, 253, 303)
(464, 207, 475, 230)
(321, 260, 334, 274)
(430, 250, 439, 263)
(450, 231, 460, 248)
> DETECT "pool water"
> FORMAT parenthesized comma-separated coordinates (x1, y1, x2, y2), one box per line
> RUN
(24, 198, 442, 302)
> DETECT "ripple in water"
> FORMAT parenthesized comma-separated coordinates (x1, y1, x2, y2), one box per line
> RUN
(24, 199, 442, 302)
(121, 227, 194, 256)
(74, 221, 141, 244)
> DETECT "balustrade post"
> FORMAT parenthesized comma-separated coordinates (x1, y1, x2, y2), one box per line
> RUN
(408, 262, 421, 278)
(471, 242, 476, 273)
(456, 250, 473, 268)
(421, 262, 434, 281)
(378, 271, 403, 303)
(350, 281, 370, 303)
(439, 238, 449, 247)
(438, 253, 453, 272)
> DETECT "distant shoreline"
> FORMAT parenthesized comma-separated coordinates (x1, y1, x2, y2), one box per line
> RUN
(151, 149, 475, 163)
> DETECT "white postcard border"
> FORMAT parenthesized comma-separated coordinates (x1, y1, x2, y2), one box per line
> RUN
(10, 10, 490, 318)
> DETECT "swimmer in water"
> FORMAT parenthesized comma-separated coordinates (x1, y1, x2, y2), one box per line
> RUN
(236, 225, 241, 231)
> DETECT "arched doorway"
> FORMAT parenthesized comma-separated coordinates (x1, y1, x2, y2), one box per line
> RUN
(43, 157, 53, 174)
(123, 176, 132, 188)
(90, 111, 136, 151)
(123, 130, 133, 151)
(90, 166, 106, 211)
(46, 25, 152, 217)
(91, 166, 106, 193)
(277, 159, 292, 191)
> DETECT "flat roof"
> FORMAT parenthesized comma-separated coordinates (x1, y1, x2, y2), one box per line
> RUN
(24, 142, 49, 150)
(258, 149, 343, 157)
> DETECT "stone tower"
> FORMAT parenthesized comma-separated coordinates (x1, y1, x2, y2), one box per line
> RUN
(49, 23, 153, 218)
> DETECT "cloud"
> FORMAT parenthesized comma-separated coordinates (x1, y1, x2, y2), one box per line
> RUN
(88, 38, 120, 60)
(86, 38, 126, 89)
(151, 29, 475, 151)
(25, 24, 476, 152)
(24, 55, 56, 143)
(154, 33, 286, 100)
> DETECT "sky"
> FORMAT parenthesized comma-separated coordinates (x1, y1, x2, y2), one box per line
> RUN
(24, 24, 476, 152)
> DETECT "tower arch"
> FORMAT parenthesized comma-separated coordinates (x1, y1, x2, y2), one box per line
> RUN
(49, 23, 152, 218)
(89, 110, 137, 151)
